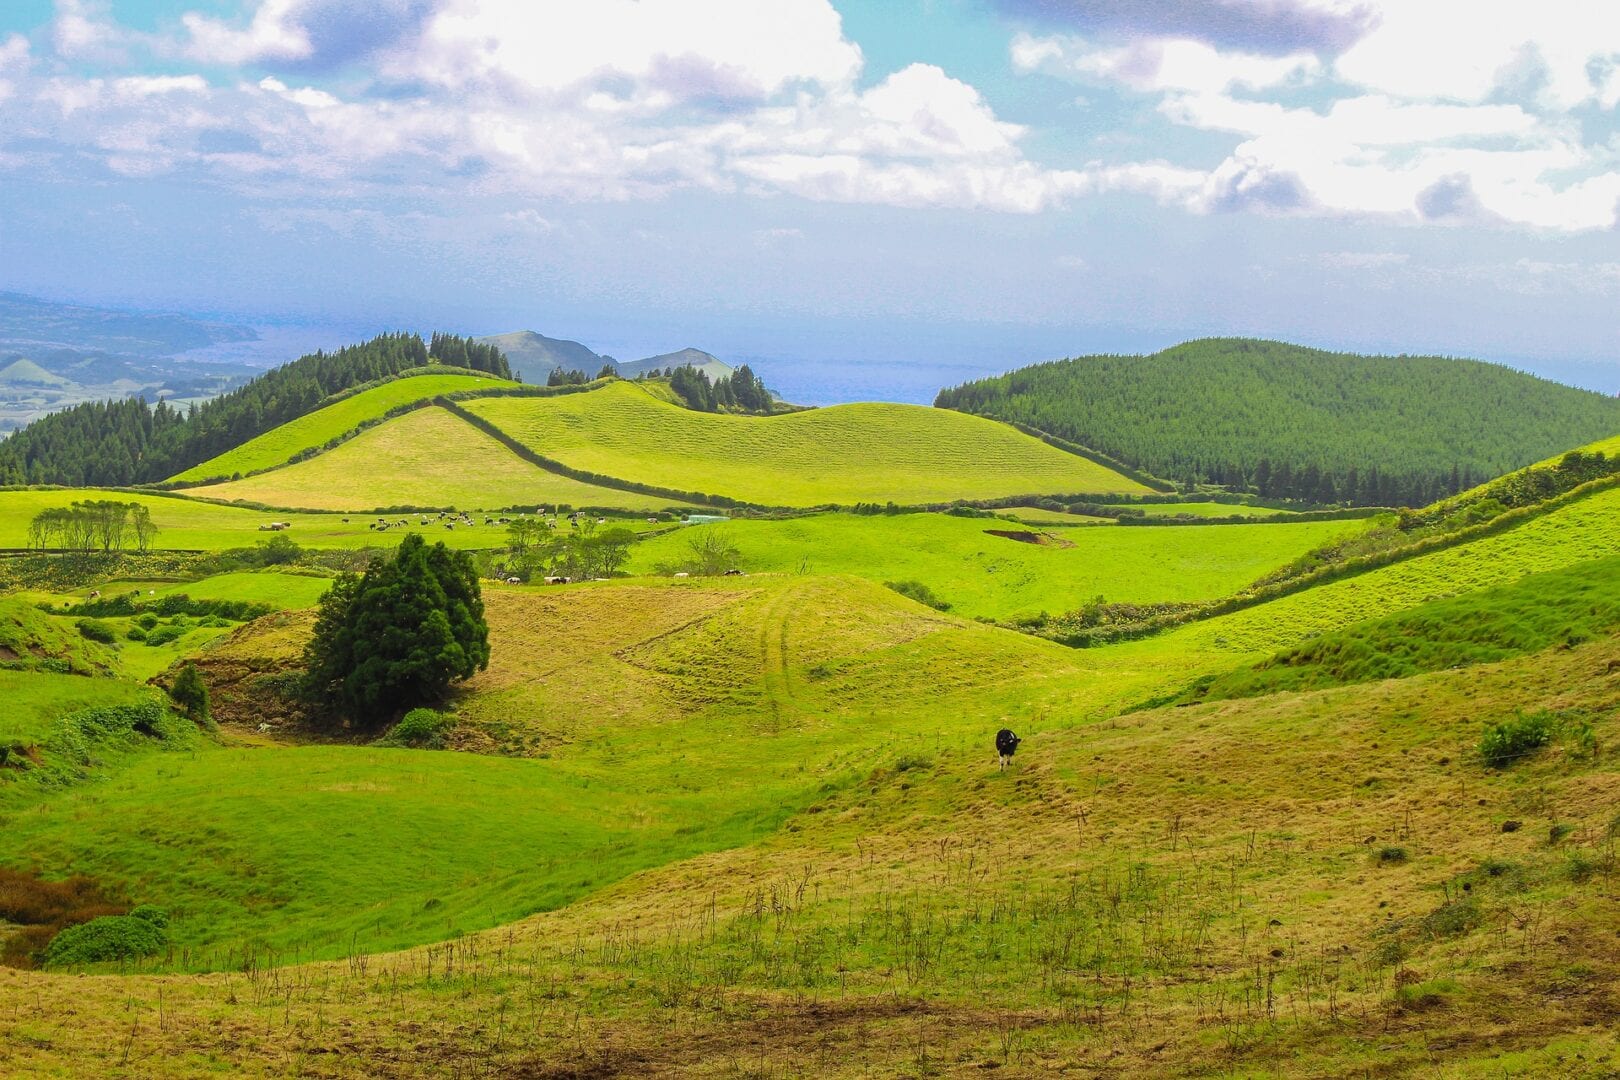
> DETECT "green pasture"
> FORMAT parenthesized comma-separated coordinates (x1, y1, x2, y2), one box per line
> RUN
(169, 372, 518, 483)
(1161, 554, 1620, 706)
(626, 512, 1368, 621)
(180, 407, 677, 513)
(0, 669, 149, 746)
(0, 489, 506, 551)
(0, 575, 1074, 966)
(461, 380, 1151, 506)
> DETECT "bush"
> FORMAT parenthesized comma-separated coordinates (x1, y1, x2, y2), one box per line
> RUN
(75, 618, 116, 643)
(379, 708, 455, 749)
(169, 663, 210, 725)
(143, 624, 188, 647)
(136, 613, 159, 630)
(1376, 846, 1409, 865)
(43, 913, 167, 967)
(127, 904, 170, 929)
(257, 533, 303, 566)
(1479, 710, 1555, 768)
(125, 626, 148, 642)
(884, 580, 951, 612)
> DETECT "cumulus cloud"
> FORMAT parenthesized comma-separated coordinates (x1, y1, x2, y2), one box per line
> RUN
(1014, 0, 1620, 231)
(1, 0, 1162, 215)
(991, 0, 1378, 55)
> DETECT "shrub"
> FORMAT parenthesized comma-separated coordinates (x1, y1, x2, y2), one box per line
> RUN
(884, 580, 951, 612)
(1376, 846, 1409, 865)
(136, 613, 159, 630)
(1479, 710, 1555, 768)
(43, 914, 166, 967)
(125, 626, 148, 642)
(127, 904, 169, 929)
(169, 663, 210, 725)
(75, 618, 116, 644)
(143, 624, 188, 647)
(257, 533, 303, 566)
(379, 708, 456, 749)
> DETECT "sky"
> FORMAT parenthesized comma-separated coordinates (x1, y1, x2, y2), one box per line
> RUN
(1, 0, 1619, 402)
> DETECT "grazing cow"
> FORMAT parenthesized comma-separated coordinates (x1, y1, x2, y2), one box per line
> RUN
(505, 576, 522, 584)
(342, 518, 349, 523)
(722, 568, 744, 576)
(544, 575, 570, 585)
(996, 728, 1021, 772)
(673, 572, 690, 579)
(445, 523, 455, 530)
(88, 589, 101, 599)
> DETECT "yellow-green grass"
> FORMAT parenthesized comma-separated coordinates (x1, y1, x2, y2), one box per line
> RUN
(176, 407, 675, 513)
(0, 489, 501, 551)
(150, 571, 333, 608)
(1045, 481, 1620, 720)
(995, 505, 1114, 524)
(0, 575, 1079, 965)
(4, 620, 1620, 1075)
(169, 372, 519, 483)
(625, 512, 1370, 621)
(1135, 500, 1295, 518)
(0, 669, 148, 745)
(462, 380, 1151, 506)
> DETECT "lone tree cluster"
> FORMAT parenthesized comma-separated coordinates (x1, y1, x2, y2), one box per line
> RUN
(303, 533, 490, 723)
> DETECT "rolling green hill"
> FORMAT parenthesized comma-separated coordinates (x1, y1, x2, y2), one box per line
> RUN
(461, 380, 1151, 506)
(627, 512, 1368, 621)
(1156, 555, 1620, 706)
(170, 371, 518, 482)
(937, 338, 1620, 505)
(0, 333, 508, 487)
(180, 405, 674, 512)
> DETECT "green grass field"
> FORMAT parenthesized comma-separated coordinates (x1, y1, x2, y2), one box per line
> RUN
(0, 575, 1075, 965)
(146, 571, 334, 608)
(178, 406, 676, 512)
(0, 489, 512, 551)
(7, 413, 1620, 1076)
(169, 372, 518, 483)
(0, 670, 149, 746)
(626, 512, 1368, 621)
(462, 380, 1151, 506)
(1158, 554, 1620, 706)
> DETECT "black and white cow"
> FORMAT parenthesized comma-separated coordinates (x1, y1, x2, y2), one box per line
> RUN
(995, 728, 1021, 771)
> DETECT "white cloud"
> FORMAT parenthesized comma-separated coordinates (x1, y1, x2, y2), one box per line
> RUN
(0, 0, 1145, 215)
(182, 0, 313, 64)
(1013, 32, 1320, 94)
(1013, 0, 1620, 232)
(52, 0, 132, 63)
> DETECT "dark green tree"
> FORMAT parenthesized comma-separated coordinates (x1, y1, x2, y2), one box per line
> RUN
(169, 662, 211, 725)
(302, 534, 489, 722)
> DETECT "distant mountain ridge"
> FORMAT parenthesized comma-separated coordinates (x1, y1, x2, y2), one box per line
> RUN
(473, 331, 735, 384)
(0, 292, 260, 431)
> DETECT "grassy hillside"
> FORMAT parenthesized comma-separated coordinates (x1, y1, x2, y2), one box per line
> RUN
(180, 406, 677, 512)
(462, 380, 1151, 506)
(170, 371, 517, 483)
(1159, 555, 1620, 706)
(0, 671, 151, 748)
(0, 596, 119, 675)
(0, 576, 1079, 964)
(938, 337, 1620, 505)
(627, 513, 1368, 621)
(4, 605, 1620, 1073)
